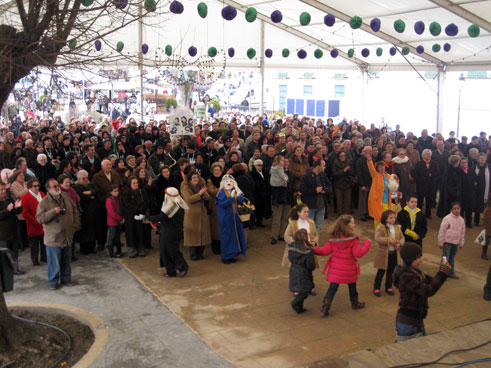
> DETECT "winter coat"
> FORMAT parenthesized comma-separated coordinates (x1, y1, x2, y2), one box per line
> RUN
(36, 192, 80, 247)
(288, 241, 315, 293)
(207, 178, 221, 241)
(414, 160, 440, 198)
(482, 207, 491, 234)
(121, 188, 149, 220)
(282, 218, 319, 268)
(314, 236, 371, 284)
(393, 157, 415, 200)
(106, 196, 124, 227)
(393, 265, 447, 326)
(355, 156, 372, 188)
(270, 165, 288, 187)
(92, 169, 123, 203)
(33, 163, 57, 192)
(373, 224, 404, 270)
(152, 175, 177, 211)
(461, 168, 477, 211)
(437, 165, 462, 218)
(397, 207, 428, 245)
(299, 169, 330, 210)
(233, 170, 255, 205)
(431, 149, 449, 178)
(437, 213, 465, 247)
(474, 163, 491, 213)
(0, 196, 22, 241)
(21, 191, 45, 237)
(288, 155, 310, 192)
(181, 178, 211, 247)
(367, 159, 395, 222)
(331, 159, 355, 190)
(251, 168, 270, 204)
(73, 183, 100, 243)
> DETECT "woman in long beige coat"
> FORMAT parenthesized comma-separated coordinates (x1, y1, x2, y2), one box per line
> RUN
(181, 171, 211, 261)
(207, 163, 223, 255)
(373, 209, 404, 296)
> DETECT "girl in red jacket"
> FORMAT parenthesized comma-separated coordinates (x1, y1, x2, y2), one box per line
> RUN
(314, 214, 372, 317)
(106, 185, 125, 258)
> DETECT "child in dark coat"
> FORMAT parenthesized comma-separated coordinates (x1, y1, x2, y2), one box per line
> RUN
(397, 194, 428, 250)
(393, 242, 451, 342)
(288, 229, 316, 314)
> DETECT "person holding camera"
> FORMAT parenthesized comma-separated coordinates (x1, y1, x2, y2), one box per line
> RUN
(299, 159, 331, 235)
(36, 178, 80, 290)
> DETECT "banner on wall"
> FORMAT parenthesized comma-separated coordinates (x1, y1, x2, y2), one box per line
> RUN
(168, 114, 195, 137)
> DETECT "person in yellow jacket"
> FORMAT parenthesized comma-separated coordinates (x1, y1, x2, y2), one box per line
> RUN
(396, 194, 428, 250)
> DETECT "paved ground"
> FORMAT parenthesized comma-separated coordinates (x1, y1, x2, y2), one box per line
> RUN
(5, 207, 491, 368)
(5, 251, 233, 368)
(118, 211, 491, 368)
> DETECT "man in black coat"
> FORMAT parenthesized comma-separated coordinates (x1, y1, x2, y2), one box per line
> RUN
(413, 149, 440, 218)
(232, 163, 256, 229)
(250, 159, 270, 227)
(432, 140, 449, 189)
(80, 144, 101, 180)
(356, 147, 373, 221)
(299, 159, 331, 235)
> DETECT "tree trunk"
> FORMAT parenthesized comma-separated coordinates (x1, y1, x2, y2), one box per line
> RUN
(0, 72, 30, 113)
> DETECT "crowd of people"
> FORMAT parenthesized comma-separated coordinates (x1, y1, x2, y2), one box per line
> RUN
(0, 108, 490, 337)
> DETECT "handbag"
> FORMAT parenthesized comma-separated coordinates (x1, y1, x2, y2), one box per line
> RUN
(475, 229, 486, 246)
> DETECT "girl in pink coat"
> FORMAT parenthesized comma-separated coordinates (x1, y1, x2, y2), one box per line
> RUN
(314, 214, 372, 317)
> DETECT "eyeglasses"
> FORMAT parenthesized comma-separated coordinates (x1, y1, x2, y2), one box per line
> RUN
(50, 184, 59, 188)
(32, 185, 40, 187)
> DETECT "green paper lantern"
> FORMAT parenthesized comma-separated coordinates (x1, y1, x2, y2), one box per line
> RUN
(116, 41, 124, 52)
(208, 47, 217, 57)
(245, 7, 257, 22)
(82, 0, 94, 6)
(432, 43, 441, 53)
(401, 46, 410, 55)
(394, 19, 405, 33)
(165, 45, 172, 56)
(282, 48, 290, 58)
(429, 22, 441, 36)
(314, 49, 323, 59)
(68, 39, 77, 49)
(247, 48, 256, 59)
(348, 48, 354, 58)
(376, 47, 383, 56)
(144, 0, 156, 12)
(349, 16, 362, 29)
(197, 2, 207, 18)
(468, 23, 480, 37)
(300, 12, 311, 26)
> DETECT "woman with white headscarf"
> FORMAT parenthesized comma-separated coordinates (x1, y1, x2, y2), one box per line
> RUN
(147, 187, 189, 277)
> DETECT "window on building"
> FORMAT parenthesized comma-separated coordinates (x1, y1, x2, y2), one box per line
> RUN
(334, 85, 345, 97)
(303, 85, 313, 96)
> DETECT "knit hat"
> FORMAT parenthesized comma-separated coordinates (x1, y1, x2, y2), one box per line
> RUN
(400, 242, 422, 266)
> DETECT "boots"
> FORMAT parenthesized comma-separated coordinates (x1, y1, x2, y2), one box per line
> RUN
(320, 297, 333, 317)
(481, 245, 489, 260)
(350, 294, 366, 310)
(291, 293, 307, 314)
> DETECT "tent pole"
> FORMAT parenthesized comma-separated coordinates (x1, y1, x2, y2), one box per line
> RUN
(138, 3, 144, 122)
(360, 67, 367, 124)
(260, 21, 265, 116)
(436, 67, 445, 134)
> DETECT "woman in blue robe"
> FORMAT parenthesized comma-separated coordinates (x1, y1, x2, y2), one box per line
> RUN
(216, 175, 247, 264)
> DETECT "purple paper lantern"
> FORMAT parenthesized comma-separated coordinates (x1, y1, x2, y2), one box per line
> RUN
(324, 14, 335, 27)
(416, 45, 424, 54)
(188, 46, 197, 57)
(361, 48, 370, 57)
(445, 23, 459, 37)
(271, 10, 282, 23)
(414, 21, 425, 35)
(443, 43, 451, 52)
(221, 5, 237, 20)
(94, 40, 102, 51)
(389, 47, 397, 56)
(228, 48, 235, 57)
(330, 49, 338, 58)
(142, 44, 148, 54)
(297, 49, 307, 59)
(114, 0, 128, 10)
(169, 0, 184, 14)
(265, 48, 273, 58)
(370, 18, 381, 32)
